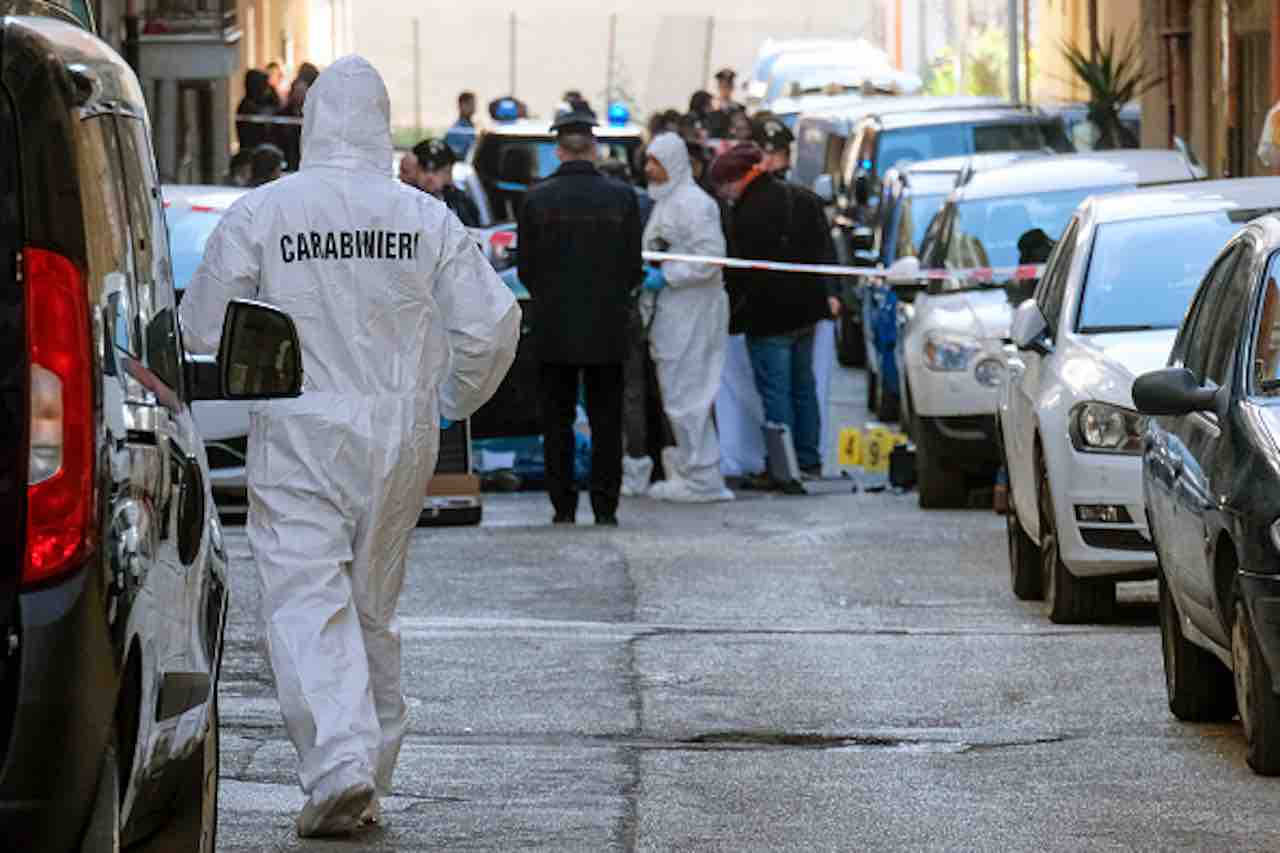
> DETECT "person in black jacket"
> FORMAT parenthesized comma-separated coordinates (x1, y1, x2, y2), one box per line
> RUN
(710, 143, 837, 477)
(236, 69, 276, 153)
(518, 110, 644, 525)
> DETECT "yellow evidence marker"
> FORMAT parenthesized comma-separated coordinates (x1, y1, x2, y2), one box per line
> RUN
(837, 427, 863, 467)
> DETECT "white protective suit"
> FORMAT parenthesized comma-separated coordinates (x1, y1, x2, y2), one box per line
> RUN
(179, 55, 519, 825)
(642, 133, 733, 501)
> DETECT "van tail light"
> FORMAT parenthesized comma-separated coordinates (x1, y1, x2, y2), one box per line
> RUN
(24, 247, 95, 587)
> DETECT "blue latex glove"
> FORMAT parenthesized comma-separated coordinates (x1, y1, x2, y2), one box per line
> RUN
(440, 417, 454, 430)
(643, 266, 667, 292)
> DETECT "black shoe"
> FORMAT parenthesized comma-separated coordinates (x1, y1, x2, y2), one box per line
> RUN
(595, 514, 619, 527)
(800, 465, 823, 481)
(553, 513, 575, 525)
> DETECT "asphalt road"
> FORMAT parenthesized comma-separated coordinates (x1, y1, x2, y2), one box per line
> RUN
(215, 362, 1280, 852)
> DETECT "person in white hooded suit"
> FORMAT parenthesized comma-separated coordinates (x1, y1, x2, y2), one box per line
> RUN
(637, 133, 734, 502)
(180, 56, 519, 836)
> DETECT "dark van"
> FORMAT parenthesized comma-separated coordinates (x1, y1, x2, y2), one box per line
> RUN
(0, 7, 302, 851)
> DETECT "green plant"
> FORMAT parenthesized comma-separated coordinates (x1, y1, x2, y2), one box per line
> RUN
(923, 27, 1035, 100)
(1061, 27, 1160, 149)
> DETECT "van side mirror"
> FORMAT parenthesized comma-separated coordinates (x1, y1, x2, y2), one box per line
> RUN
(187, 299, 304, 401)
(1132, 367, 1217, 416)
(812, 173, 835, 204)
(1011, 299, 1052, 355)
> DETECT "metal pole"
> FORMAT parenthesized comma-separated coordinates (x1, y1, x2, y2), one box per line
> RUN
(1007, 0, 1019, 102)
(1024, 0, 1032, 102)
(509, 12, 517, 95)
(702, 16, 715, 90)
(606, 13, 616, 103)
(412, 17, 421, 137)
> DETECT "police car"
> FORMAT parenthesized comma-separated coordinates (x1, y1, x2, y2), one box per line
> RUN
(462, 99, 646, 224)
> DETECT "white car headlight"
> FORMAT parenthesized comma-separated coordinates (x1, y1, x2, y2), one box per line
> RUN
(923, 331, 981, 372)
(1069, 402, 1146, 454)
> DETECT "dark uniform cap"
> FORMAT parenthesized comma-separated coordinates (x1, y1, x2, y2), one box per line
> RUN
(714, 68, 736, 83)
(551, 108, 598, 134)
(753, 117, 794, 152)
(415, 138, 456, 171)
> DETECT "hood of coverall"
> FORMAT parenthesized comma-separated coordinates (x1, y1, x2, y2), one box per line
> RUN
(647, 132, 692, 203)
(301, 55, 395, 176)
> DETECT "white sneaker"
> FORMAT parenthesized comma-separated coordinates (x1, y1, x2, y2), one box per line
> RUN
(648, 479, 735, 503)
(621, 456, 653, 497)
(296, 777, 375, 838)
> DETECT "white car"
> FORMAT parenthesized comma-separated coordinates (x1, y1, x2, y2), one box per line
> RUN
(163, 184, 484, 524)
(895, 151, 1202, 508)
(999, 177, 1280, 623)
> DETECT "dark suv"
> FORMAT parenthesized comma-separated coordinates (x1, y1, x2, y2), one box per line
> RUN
(833, 107, 1073, 251)
(0, 7, 302, 851)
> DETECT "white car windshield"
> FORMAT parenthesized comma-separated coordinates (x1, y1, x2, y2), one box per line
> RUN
(1077, 210, 1262, 333)
(946, 187, 1121, 274)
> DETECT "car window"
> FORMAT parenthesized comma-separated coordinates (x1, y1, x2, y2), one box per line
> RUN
(875, 125, 969, 175)
(896, 192, 945, 261)
(1182, 243, 1242, 382)
(1036, 218, 1079, 332)
(945, 187, 1112, 272)
(1075, 211, 1248, 334)
(1203, 239, 1255, 386)
(75, 117, 139, 376)
(973, 121, 1072, 154)
(917, 203, 951, 268)
(116, 118, 182, 394)
(1251, 257, 1280, 396)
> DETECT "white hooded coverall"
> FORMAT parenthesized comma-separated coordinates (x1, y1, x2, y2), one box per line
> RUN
(643, 133, 732, 500)
(179, 56, 519, 805)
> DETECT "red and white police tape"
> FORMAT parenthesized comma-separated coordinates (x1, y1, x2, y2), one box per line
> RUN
(641, 250, 1045, 283)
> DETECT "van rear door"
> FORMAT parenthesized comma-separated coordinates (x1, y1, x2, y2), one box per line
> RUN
(0, 82, 24, 645)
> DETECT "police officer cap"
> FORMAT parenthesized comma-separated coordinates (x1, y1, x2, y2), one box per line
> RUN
(414, 138, 455, 171)
(715, 68, 736, 83)
(551, 108, 598, 134)
(753, 116, 794, 152)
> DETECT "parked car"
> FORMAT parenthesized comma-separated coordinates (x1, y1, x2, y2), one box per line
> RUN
(746, 37, 889, 106)
(1041, 101, 1141, 151)
(896, 150, 1202, 508)
(1132, 212, 1280, 774)
(0, 11, 304, 851)
(1001, 178, 1280, 624)
(165, 185, 486, 525)
(833, 107, 1074, 247)
(466, 117, 644, 224)
(856, 152, 1048, 417)
(802, 96, 1014, 367)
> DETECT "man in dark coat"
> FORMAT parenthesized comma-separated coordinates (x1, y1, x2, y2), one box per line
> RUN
(710, 143, 836, 477)
(518, 110, 644, 525)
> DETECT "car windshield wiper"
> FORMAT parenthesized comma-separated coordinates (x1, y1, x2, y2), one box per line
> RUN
(1079, 324, 1161, 333)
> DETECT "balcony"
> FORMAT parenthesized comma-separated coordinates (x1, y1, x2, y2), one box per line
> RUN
(137, 0, 241, 81)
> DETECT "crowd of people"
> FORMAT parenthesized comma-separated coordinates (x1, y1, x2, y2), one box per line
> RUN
(519, 68, 840, 522)
(232, 60, 319, 187)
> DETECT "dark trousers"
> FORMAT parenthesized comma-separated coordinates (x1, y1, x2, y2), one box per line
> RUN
(539, 362, 624, 519)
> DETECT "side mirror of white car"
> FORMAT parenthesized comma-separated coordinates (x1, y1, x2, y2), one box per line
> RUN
(885, 256, 920, 280)
(1011, 299, 1052, 356)
(812, 173, 835, 204)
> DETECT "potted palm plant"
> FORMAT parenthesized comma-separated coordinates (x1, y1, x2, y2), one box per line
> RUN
(1062, 28, 1161, 150)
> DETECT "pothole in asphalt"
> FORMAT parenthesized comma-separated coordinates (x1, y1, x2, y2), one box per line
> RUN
(676, 730, 1066, 755)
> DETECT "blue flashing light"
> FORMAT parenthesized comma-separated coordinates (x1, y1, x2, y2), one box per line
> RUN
(607, 102, 630, 127)
(496, 98, 519, 123)
(862, 159, 873, 170)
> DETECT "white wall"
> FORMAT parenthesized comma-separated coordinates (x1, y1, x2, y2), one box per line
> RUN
(349, 0, 887, 132)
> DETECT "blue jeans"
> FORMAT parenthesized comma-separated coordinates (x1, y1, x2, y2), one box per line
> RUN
(747, 328, 821, 470)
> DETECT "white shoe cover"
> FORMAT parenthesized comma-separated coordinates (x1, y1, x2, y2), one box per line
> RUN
(296, 774, 375, 838)
(621, 455, 653, 497)
(648, 478, 735, 503)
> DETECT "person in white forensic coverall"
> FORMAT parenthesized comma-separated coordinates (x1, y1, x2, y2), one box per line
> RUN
(636, 132, 734, 502)
(179, 56, 519, 837)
